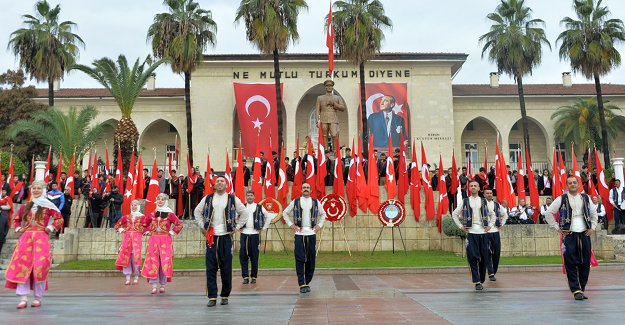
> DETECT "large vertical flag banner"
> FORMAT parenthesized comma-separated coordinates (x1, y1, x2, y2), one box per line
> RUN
(317, 124, 327, 198)
(306, 137, 317, 199)
(436, 154, 448, 232)
(595, 148, 612, 221)
(144, 159, 160, 215)
(364, 83, 410, 149)
(326, 1, 334, 75)
(122, 151, 136, 216)
(233, 83, 281, 157)
(421, 143, 435, 220)
(410, 141, 421, 220)
(551, 148, 562, 199)
(292, 136, 303, 199)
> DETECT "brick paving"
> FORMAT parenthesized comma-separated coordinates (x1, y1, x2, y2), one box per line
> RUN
(0, 268, 624, 324)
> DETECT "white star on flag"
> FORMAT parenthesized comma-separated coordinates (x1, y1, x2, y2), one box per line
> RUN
(252, 118, 263, 129)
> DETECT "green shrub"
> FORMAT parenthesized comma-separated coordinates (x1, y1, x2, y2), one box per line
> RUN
(0, 152, 28, 176)
(442, 214, 465, 239)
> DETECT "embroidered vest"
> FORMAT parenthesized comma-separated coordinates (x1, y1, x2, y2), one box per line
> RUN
(462, 197, 489, 227)
(558, 193, 591, 231)
(293, 198, 319, 227)
(202, 194, 237, 232)
(252, 204, 264, 230)
(612, 188, 625, 205)
(491, 201, 502, 227)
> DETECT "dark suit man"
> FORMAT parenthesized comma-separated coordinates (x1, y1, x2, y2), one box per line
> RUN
(367, 95, 408, 148)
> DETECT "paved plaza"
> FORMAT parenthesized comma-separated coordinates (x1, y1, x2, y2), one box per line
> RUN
(1, 267, 624, 324)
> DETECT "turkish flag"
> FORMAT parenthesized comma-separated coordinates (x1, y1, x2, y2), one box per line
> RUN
(317, 124, 327, 198)
(551, 147, 562, 199)
(500, 147, 516, 207)
(186, 152, 197, 193)
(7, 152, 14, 192)
(367, 135, 379, 213)
(65, 152, 75, 197)
(234, 82, 281, 157)
(144, 159, 160, 215)
(450, 150, 459, 196)
(526, 146, 540, 222)
(225, 151, 233, 194)
(44, 147, 51, 183)
(204, 152, 214, 196)
(410, 141, 421, 221)
(559, 151, 567, 194)
(252, 137, 263, 201)
(385, 137, 396, 200)
(292, 136, 303, 199)
(277, 144, 288, 207)
(495, 140, 504, 202)
(92, 149, 100, 193)
(586, 147, 598, 197)
(105, 147, 110, 177)
(116, 146, 123, 190)
(397, 133, 408, 203)
(364, 83, 410, 149)
(122, 151, 136, 216)
(333, 135, 345, 198)
(55, 152, 63, 185)
(306, 137, 317, 199)
(346, 138, 357, 216)
(235, 146, 246, 202)
(134, 154, 144, 199)
(326, 2, 334, 74)
(356, 136, 368, 213)
(517, 149, 526, 201)
(436, 154, 448, 232)
(421, 143, 435, 220)
(595, 148, 612, 221)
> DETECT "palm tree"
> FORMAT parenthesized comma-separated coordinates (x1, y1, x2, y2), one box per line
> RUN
(147, 0, 217, 166)
(235, 0, 308, 153)
(72, 55, 166, 170)
(479, 0, 550, 158)
(557, 0, 625, 167)
(552, 97, 625, 154)
(7, 106, 112, 168)
(7, 0, 85, 107)
(328, 0, 392, 156)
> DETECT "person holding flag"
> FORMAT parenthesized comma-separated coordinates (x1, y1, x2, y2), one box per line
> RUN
(543, 176, 598, 301)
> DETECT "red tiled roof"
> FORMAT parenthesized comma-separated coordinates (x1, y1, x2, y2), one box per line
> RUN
(453, 84, 625, 96)
(34, 88, 184, 98)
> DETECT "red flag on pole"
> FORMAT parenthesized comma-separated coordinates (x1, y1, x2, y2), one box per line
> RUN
(326, 1, 334, 75)
(517, 149, 526, 201)
(595, 147, 612, 221)
(7, 152, 15, 192)
(525, 146, 540, 223)
(317, 125, 327, 198)
(65, 152, 75, 197)
(397, 133, 408, 202)
(436, 154, 448, 232)
(144, 159, 160, 215)
(116, 145, 123, 190)
(91, 149, 100, 193)
(421, 142, 435, 220)
(356, 136, 368, 213)
(277, 144, 288, 206)
(44, 146, 51, 183)
(105, 147, 110, 177)
(587, 147, 599, 197)
(559, 150, 567, 194)
(483, 146, 488, 173)
(450, 150, 459, 196)
(134, 154, 144, 199)
(292, 136, 303, 199)
(346, 138, 357, 216)
(495, 139, 503, 202)
(410, 141, 421, 221)
(186, 152, 196, 193)
(385, 138, 396, 200)
(552, 148, 562, 199)
(499, 147, 515, 207)
(333, 135, 345, 198)
(235, 146, 246, 201)
(306, 137, 317, 199)
(367, 135, 380, 213)
(122, 151, 136, 216)
(571, 148, 584, 193)
(225, 151, 233, 194)
(204, 152, 214, 196)
(252, 136, 263, 200)
(265, 132, 276, 199)
(233, 83, 280, 157)
(55, 152, 63, 185)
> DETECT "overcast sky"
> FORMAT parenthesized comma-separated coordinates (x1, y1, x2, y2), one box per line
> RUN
(2, 0, 625, 89)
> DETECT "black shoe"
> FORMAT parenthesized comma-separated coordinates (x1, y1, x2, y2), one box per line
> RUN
(221, 298, 229, 305)
(251, 278, 256, 284)
(489, 275, 497, 282)
(305, 286, 311, 293)
(574, 293, 584, 301)
(583, 294, 588, 300)
(299, 287, 307, 294)
(207, 300, 217, 307)
(475, 284, 484, 291)
(242, 278, 249, 284)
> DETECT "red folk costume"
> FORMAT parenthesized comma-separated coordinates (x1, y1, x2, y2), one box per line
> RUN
(140, 208, 183, 282)
(114, 212, 144, 271)
(5, 198, 63, 290)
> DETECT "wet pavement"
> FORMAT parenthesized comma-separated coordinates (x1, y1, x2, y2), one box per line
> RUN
(1, 268, 624, 324)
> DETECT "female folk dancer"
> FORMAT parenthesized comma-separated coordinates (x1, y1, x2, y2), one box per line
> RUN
(141, 193, 183, 294)
(5, 181, 64, 309)
(114, 200, 144, 285)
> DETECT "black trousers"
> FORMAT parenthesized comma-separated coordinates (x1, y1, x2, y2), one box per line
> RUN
(466, 233, 489, 284)
(614, 208, 625, 228)
(486, 232, 501, 276)
(563, 231, 591, 294)
(294, 234, 316, 287)
(240, 233, 260, 279)
(0, 210, 8, 254)
(205, 235, 233, 299)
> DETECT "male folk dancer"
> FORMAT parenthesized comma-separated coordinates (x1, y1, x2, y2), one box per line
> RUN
(539, 197, 553, 224)
(240, 190, 271, 284)
(452, 181, 495, 291)
(593, 196, 607, 230)
(544, 176, 598, 301)
(194, 176, 247, 307)
(283, 183, 326, 294)
(484, 189, 508, 281)
(609, 179, 625, 233)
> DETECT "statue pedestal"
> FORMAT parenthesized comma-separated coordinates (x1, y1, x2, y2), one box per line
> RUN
(612, 157, 624, 184)
(34, 160, 47, 182)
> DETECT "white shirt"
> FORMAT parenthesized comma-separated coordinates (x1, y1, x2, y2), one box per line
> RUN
(609, 186, 625, 209)
(596, 203, 606, 217)
(544, 194, 598, 232)
(487, 200, 508, 233)
(283, 197, 327, 236)
(543, 176, 551, 188)
(194, 193, 248, 236)
(241, 202, 271, 235)
(451, 196, 494, 234)
(510, 205, 532, 220)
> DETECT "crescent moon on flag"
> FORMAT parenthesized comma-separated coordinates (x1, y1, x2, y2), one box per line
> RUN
(278, 169, 286, 189)
(366, 93, 384, 116)
(245, 95, 271, 118)
(306, 156, 315, 179)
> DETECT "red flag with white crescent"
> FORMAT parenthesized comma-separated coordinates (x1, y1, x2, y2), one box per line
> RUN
(306, 137, 317, 199)
(116, 146, 123, 190)
(333, 135, 344, 198)
(317, 124, 327, 198)
(204, 152, 214, 197)
(186, 152, 197, 193)
(367, 135, 379, 213)
(410, 141, 421, 221)
(571, 148, 584, 194)
(225, 151, 233, 194)
(326, 1, 334, 74)
(122, 151, 136, 216)
(55, 152, 63, 185)
(292, 136, 302, 199)
(517, 149, 526, 201)
(134, 154, 144, 199)
(559, 151, 567, 195)
(397, 132, 408, 203)
(551, 147, 562, 199)
(385, 137, 396, 200)
(587, 147, 598, 197)
(595, 148, 612, 221)
(525, 146, 540, 222)
(421, 142, 435, 220)
(252, 136, 263, 201)
(105, 147, 110, 177)
(277, 144, 288, 206)
(346, 138, 357, 216)
(65, 152, 75, 197)
(436, 154, 448, 232)
(233, 83, 281, 157)
(356, 136, 368, 213)
(44, 146, 51, 183)
(144, 159, 160, 215)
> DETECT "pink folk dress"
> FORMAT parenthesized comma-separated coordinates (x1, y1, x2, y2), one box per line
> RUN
(114, 214, 144, 274)
(5, 204, 63, 293)
(140, 211, 183, 283)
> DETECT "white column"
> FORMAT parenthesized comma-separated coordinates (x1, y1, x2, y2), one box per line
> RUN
(612, 157, 624, 184)
(34, 160, 47, 182)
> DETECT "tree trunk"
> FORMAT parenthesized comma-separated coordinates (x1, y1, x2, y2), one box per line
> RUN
(594, 73, 611, 167)
(184, 71, 194, 167)
(48, 79, 54, 107)
(359, 62, 368, 157)
(516, 75, 531, 160)
(273, 48, 284, 155)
